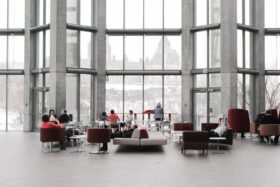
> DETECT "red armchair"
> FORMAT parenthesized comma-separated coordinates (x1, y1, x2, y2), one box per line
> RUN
(228, 108, 250, 136)
(172, 123, 193, 131)
(181, 131, 209, 155)
(40, 128, 66, 152)
(87, 128, 111, 154)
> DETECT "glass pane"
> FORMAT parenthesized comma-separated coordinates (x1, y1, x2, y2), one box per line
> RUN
(80, 0, 92, 26)
(144, 0, 163, 29)
(37, 0, 44, 25)
(106, 76, 123, 119)
(209, 74, 220, 87)
(245, 31, 251, 68)
(194, 92, 207, 130)
(37, 32, 43, 68)
(195, 0, 207, 26)
(80, 32, 92, 68)
(237, 73, 243, 108)
(106, 36, 123, 70)
(124, 76, 143, 124)
(209, 29, 220, 68)
(164, 36, 181, 70)
(0, 36, 7, 69)
(265, 36, 277, 70)
(209, 92, 220, 123)
(125, 36, 143, 70)
(35, 74, 43, 129)
(8, 36, 24, 69)
(237, 30, 243, 68)
(265, 0, 277, 27)
(80, 74, 91, 124)
(66, 74, 78, 122)
(144, 76, 162, 120)
(9, 0, 25, 28)
(45, 30, 50, 67)
(195, 31, 207, 69)
(107, 0, 123, 29)
(245, 0, 250, 25)
(144, 36, 162, 70)
(0, 0, 7, 28)
(0, 76, 6, 130)
(209, 0, 220, 24)
(194, 74, 207, 88)
(46, 0, 50, 24)
(245, 74, 251, 118)
(237, 0, 243, 23)
(66, 30, 78, 67)
(265, 76, 280, 110)
(164, 76, 181, 122)
(164, 0, 181, 28)
(67, 0, 78, 24)
(125, 0, 143, 29)
(8, 76, 24, 131)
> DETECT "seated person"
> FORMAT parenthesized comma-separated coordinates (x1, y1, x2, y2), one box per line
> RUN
(209, 115, 228, 137)
(98, 112, 108, 127)
(58, 109, 70, 128)
(122, 124, 138, 138)
(120, 110, 134, 129)
(108, 109, 120, 128)
(255, 113, 279, 144)
(40, 114, 66, 150)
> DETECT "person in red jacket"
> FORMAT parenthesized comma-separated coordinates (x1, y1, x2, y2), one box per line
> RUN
(40, 114, 66, 150)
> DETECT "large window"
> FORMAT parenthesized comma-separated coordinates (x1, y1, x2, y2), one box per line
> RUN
(195, 0, 220, 26)
(106, 0, 182, 122)
(265, 0, 280, 28)
(265, 76, 280, 109)
(106, 75, 182, 122)
(265, 36, 280, 70)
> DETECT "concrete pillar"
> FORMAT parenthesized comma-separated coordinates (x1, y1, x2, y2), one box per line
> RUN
(49, 0, 67, 116)
(24, 0, 36, 131)
(220, 0, 238, 114)
(93, 0, 106, 119)
(254, 0, 265, 117)
(181, 0, 194, 122)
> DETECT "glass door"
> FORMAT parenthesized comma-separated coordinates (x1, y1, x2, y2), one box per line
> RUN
(193, 89, 221, 130)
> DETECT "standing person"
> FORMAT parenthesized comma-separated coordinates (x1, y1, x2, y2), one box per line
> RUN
(154, 103, 164, 130)
(98, 112, 108, 127)
(40, 114, 66, 150)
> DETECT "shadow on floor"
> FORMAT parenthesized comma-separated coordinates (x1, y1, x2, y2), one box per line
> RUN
(115, 145, 164, 153)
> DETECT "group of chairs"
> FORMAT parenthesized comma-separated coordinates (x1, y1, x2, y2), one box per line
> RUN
(40, 127, 112, 154)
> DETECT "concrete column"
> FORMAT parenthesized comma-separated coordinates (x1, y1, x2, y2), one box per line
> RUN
(181, 0, 194, 122)
(93, 0, 106, 119)
(24, 0, 36, 131)
(254, 0, 265, 117)
(49, 0, 67, 116)
(220, 0, 238, 114)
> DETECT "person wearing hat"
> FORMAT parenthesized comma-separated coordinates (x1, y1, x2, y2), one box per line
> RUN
(209, 114, 228, 137)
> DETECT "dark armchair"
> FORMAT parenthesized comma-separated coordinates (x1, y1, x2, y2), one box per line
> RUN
(40, 128, 66, 152)
(181, 131, 209, 155)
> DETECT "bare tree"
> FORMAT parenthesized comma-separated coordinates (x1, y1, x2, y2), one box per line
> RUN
(265, 77, 280, 109)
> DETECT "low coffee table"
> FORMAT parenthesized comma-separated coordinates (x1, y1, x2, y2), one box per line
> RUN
(209, 137, 226, 154)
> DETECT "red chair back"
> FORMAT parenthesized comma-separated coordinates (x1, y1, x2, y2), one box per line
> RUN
(228, 108, 250, 133)
(173, 123, 193, 131)
(201, 123, 219, 131)
(87, 128, 111, 143)
(40, 128, 65, 142)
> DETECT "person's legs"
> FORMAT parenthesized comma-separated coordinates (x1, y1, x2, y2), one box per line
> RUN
(241, 132, 245, 138)
(209, 131, 219, 137)
(60, 141, 66, 150)
(274, 136, 279, 144)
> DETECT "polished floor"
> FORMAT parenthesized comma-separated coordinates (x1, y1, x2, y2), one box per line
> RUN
(0, 132, 279, 187)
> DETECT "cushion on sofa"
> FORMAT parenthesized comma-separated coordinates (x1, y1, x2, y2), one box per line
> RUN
(131, 129, 140, 139)
(140, 129, 149, 139)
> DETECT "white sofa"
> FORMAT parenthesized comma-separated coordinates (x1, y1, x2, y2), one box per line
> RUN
(113, 131, 167, 146)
